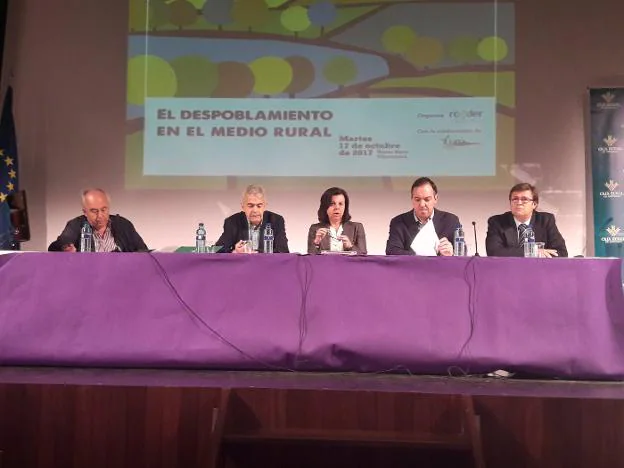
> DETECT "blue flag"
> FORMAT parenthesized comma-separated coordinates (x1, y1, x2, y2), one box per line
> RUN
(0, 86, 18, 250)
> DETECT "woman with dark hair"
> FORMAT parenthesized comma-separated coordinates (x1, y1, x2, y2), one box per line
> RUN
(307, 187, 367, 254)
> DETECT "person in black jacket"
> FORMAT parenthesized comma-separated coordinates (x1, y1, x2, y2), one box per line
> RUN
(216, 185, 289, 253)
(48, 188, 148, 252)
(486, 183, 567, 258)
(386, 177, 460, 256)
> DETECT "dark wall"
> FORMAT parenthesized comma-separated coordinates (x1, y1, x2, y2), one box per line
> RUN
(0, 0, 7, 76)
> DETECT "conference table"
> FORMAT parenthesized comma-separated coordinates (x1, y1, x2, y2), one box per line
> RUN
(0, 252, 623, 380)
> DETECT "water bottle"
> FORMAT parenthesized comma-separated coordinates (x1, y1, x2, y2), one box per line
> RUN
(249, 227, 260, 252)
(263, 223, 274, 254)
(195, 222, 206, 253)
(523, 227, 537, 258)
(79, 222, 92, 252)
(453, 225, 466, 256)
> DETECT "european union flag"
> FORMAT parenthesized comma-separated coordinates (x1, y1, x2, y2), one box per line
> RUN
(0, 86, 18, 250)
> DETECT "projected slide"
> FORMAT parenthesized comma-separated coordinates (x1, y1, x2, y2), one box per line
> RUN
(144, 97, 495, 176)
(126, 0, 514, 185)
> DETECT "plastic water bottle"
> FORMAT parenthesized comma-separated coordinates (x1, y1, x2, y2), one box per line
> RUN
(249, 227, 260, 252)
(453, 225, 466, 256)
(195, 222, 206, 253)
(263, 223, 274, 254)
(523, 227, 537, 257)
(80, 222, 92, 252)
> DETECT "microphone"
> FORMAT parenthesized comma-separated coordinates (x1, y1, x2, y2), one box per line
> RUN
(472, 221, 480, 257)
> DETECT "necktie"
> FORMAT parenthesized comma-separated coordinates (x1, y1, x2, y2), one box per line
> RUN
(518, 224, 528, 244)
(415, 219, 427, 236)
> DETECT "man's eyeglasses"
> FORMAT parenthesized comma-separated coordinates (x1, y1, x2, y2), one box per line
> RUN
(510, 197, 534, 204)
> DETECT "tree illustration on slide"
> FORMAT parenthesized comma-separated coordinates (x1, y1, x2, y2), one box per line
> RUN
(151, 1, 170, 31)
(202, 0, 233, 30)
(128, 0, 143, 32)
(381, 25, 417, 56)
(171, 56, 219, 97)
(308, 1, 337, 36)
(232, 0, 271, 32)
(323, 56, 357, 90)
(406, 37, 444, 69)
(284, 56, 315, 98)
(249, 57, 293, 97)
(129, 0, 169, 32)
(168, 0, 198, 29)
(212, 62, 255, 97)
(265, 0, 289, 7)
(448, 36, 479, 65)
(477, 36, 509, 62)
(127, 55, 177, 106)
(280, 6, 311, 38)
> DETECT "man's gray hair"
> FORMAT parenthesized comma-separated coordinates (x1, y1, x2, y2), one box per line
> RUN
(242, 184, 266, 201)
(81, 188, 111, 206)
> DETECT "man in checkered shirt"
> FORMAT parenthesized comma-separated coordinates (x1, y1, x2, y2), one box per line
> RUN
(48, 188, 148, 253)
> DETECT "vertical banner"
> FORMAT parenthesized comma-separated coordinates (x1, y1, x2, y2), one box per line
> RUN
(589, 88, 624, 258)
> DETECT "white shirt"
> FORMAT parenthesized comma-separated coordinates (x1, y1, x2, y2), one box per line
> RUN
(329, 225, 343, 251)
(410, 210, 439, 256)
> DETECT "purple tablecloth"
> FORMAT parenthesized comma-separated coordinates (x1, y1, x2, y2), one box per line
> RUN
(1, 253, 623, 379)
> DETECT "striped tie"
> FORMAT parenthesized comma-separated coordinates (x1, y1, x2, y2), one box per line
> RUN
(518, 224, 529, 244)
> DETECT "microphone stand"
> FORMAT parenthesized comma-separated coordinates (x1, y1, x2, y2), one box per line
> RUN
(472, 221, 480, 257)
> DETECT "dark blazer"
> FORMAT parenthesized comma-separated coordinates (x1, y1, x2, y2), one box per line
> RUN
(307, 221, 367, 255)
(216, 210, 289, 253)
(486, 211, 568, 257)
(385, 209, 460, 255)
(48, 215, 148, 252)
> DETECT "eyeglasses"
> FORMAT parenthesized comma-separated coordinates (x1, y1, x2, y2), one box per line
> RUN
(510, 197, 534, 204)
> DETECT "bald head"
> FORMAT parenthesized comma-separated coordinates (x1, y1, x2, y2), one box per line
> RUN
(82, 188, 110, 205)
(82, 188, 110, 232)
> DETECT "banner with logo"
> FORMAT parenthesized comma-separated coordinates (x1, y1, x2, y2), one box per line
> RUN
(589, 88, 624, 257)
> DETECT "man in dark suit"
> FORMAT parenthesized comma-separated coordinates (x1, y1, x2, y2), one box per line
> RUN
(386, 177, 460, 256)
(216, 185, 289, 253)
(48, 188, 148, 252)
(486, 183, 567, 257)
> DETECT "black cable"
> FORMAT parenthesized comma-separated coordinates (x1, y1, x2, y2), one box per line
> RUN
(294, 255, 312, 368)
(146, 252, 298, 372)
(456, 256, 479, 362)
(145, 252, 482, 377)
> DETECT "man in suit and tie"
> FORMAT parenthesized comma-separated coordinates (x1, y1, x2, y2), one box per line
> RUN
(216, 184, 289, 253)
(486, 183, 567, 257)
(386, 177, 460, 256)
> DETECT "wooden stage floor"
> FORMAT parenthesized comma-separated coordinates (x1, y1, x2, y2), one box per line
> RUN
(2, 366, 624, 398)
(1, 367, 623, 468)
